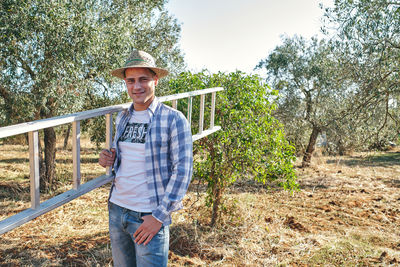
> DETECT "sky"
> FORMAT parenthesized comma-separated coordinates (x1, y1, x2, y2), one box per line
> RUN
(166, 0, 334, 74)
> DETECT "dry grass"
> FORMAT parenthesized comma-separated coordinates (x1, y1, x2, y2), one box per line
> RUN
(1, 139, 400, 266)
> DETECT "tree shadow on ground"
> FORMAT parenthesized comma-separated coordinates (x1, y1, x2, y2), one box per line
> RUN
(1, 224, 227, 266)
(230, 176, 332, 193)
(326, 151, 400, 168)
(0, 156, 98, 165)
(169, 222, 225, 263)
(383, 179, 400, 188)
(56, 147, 101, 153)
(0, 158, 29, 164)
(0, 231, 112, 266)
(56, 156, 99, 164)
(0, 182, 30, 202)
(297, 177, 331, 191)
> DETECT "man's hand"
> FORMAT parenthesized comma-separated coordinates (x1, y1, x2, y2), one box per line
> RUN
(133, 215, 162, 246)
(98, 148, 115, 168)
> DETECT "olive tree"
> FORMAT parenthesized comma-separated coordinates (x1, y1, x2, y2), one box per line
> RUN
(0, 0, 184, 189)
(255, 36, 353, 166)
(255, 0, 400, 163)
(322, 0, 400, 149)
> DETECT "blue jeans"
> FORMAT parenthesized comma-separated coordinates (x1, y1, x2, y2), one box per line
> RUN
(108, 201, 169, 267)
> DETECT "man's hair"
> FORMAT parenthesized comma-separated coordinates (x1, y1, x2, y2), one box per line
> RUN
(123, 68, 157, 78)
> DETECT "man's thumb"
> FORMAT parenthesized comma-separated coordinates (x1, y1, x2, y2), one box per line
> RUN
(110, 148, 116, 156)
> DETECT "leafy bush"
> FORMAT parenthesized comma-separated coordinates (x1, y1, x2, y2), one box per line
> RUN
(169, 71, 298, 226)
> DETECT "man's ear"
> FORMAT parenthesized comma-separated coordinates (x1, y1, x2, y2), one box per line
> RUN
(153, 75, 159, 86)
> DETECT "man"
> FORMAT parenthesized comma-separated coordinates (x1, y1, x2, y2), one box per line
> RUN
(99, 50, 193, 267)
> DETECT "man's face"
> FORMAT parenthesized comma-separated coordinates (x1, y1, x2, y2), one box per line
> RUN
(124, 68, 158, 111)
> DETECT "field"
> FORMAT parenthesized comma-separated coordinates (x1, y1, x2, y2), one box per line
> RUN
(0, 139, 399, 266)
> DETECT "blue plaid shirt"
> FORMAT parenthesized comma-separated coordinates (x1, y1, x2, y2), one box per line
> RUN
(112, 97, 193, 225)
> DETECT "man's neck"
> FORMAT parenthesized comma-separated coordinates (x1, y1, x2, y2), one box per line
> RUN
(134, 96, 155, 111)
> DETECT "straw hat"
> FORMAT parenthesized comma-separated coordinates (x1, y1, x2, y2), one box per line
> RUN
(111, 50, 169, 79)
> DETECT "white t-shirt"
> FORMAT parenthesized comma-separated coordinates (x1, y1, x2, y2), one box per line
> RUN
(109, 110, 156, 212)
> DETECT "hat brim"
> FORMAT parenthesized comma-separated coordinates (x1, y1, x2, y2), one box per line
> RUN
(111, 66, 169, 79)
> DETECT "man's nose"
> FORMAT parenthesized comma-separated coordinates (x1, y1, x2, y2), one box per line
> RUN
(133, 80, 141, 89)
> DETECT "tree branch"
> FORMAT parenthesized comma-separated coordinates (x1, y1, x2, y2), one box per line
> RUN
(0, 85, 10, 100)
(385, 38, 400, 49)
(387, 111, 400, 129)
(387, 2, 400, 7)
(16, 55, 36, 80)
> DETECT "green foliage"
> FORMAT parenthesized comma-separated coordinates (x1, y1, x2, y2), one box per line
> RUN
(322, 0, 400, 151)
(0, 0, 184, 124)
(256, 36, 345, 159)
(0, 0, 185, 185)
(169, 71, 298, 225)
(257, 0, 400, 155)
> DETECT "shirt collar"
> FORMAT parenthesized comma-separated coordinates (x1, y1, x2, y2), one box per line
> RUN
(147, 96, 159, 115)
(128, 96, 159, 118)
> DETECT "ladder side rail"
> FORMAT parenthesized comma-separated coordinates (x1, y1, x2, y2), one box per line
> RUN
(0, 87, 223, 139)
(0, 174, 114, 235)
(157, 87, 223, 102)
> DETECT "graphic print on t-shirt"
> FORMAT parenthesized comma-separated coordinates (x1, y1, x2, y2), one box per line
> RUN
(119, 122, 149, 144)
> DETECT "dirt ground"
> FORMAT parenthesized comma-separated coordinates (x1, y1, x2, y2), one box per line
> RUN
(0, 144, 399, 266)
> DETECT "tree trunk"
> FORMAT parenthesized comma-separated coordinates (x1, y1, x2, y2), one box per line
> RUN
(37, 136, 46, 183)
(210, 182, 222, 227)
(63, 124, 71, 150)
(209, 140, 221, 227)
(302, 126, 321, 167)
(42, 127, 57, 191)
